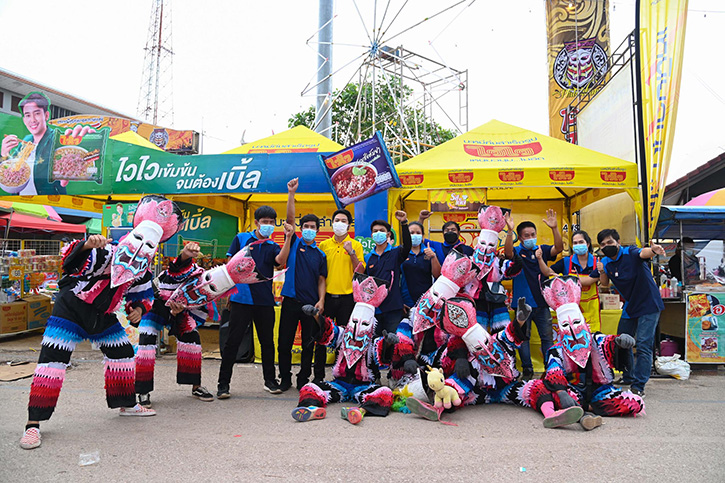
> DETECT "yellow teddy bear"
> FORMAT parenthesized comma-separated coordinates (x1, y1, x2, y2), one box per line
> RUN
(426, 366, 461, 409)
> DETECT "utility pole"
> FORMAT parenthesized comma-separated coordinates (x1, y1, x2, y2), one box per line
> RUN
(315, 0, 333, 138)
(137, 0, 175, 127)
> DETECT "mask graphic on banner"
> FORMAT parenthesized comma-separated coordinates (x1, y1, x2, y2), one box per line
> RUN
(258, 224, 274, 238)
(601, 245, 618, 259)
(572, 244, 588, 256)
(410, 234, 423, 247)
(111, 195, 183, 287)
(166, 241, 272, 309)
(341, 273, 389, 367)
(332, 221, 349, 236)
(542, 276, 592, 368)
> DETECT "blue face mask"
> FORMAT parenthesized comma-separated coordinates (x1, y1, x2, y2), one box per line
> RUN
(372, 231, 388, 245)
(411, 234, 423, 247)
(258, 224, 274, 238)
(302, 229, 317, 242)
(572, 244, 588, 256)
(522, 238, 537, 250)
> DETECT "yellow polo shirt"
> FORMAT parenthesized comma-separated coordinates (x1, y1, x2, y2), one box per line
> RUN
(319, 235, 365, 295)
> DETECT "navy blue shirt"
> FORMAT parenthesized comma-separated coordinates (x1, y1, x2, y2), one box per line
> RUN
(227, 231, 281, 307)
(401, 244, 434, 307)
(550, 254, 600, 277)
(430, 240, 474, 265)
(601, 246, 664, 318)
(281, 234, 327, 305)
(512, 244, 554, 308)
(365, 222, 412, 313)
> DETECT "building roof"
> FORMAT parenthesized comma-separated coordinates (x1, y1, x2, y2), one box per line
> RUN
(663, 152, 725, 205)
(0, 67, 135, 119)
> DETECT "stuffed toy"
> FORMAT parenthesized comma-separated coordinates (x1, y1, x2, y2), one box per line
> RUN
(426, 366, 461, 409)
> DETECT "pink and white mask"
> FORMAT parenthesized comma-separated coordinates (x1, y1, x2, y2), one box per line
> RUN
(542, 276, 592, 368)
(341, 273, 389, 367)
(166, 244, 269, 309)
(111, 220, 163, 287)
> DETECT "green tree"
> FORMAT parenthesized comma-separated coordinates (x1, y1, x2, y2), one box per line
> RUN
(289, 77, 456, 162)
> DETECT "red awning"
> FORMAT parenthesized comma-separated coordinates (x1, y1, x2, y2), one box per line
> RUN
(0, 212, 87, 233)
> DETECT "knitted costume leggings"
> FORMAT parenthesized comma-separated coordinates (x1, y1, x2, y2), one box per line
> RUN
(298, 379, 394, 417)
(28, 316, 135, 422)
(135, 312, 202, 395)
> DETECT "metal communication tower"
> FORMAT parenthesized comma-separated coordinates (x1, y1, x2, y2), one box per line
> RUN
(137, 0, 175, 126)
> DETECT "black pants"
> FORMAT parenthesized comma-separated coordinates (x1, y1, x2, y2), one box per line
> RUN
(375, 309, 405, 337)
(278, 298, 319, 387)
(315, 293, 355, 380)
(218, 302, 276, 386)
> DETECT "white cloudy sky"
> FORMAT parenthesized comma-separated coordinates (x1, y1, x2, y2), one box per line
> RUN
(2, 0, 723, 182)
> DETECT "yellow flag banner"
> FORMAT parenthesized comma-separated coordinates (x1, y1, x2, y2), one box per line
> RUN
(639, 0, 688, 240)
(545, 0, 610, 142)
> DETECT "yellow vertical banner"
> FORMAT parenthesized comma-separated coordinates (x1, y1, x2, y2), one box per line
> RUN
(545, 0, 611, 143)
(639, 0, 688, 240)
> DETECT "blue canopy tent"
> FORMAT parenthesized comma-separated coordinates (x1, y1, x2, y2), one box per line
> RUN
(656, 206, 725, 241)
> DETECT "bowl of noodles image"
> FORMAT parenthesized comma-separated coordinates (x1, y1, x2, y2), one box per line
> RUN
(330, 162, 378, 205)
(52, 145, 98, 181)
(0, 159, 31, 194)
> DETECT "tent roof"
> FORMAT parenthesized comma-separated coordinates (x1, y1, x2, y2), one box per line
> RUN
(111, 131, 164, 151)
(393, 120, 638, 203)
(657, 205, 725, 240)
(0, 212, 86, 233)
(223, 125, 343, 154)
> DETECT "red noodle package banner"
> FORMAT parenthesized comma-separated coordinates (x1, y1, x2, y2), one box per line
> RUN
(319, 131, 401, 209)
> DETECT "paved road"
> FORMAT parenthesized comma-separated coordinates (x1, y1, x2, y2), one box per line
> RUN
(1, 337, 724, 482)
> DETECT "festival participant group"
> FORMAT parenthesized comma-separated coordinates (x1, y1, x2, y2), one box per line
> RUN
(19, 178, 667, 449)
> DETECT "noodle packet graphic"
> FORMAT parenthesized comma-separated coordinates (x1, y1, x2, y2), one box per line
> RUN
(50, 127, 109, 183)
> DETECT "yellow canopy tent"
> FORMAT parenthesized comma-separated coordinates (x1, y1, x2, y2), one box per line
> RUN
(223, 125, 343, 155)
(389, 120, 641, 247)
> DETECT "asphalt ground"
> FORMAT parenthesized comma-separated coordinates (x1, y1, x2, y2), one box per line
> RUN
(1, 333, 724, 482)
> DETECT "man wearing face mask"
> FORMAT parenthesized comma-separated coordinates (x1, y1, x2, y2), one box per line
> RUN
(419, 213, 474, 265)
(217, 187, 294, 398)
(276, 179, 328, 391)
(504, 209, 564, 380)
(400, 221, 441, 310)
(318, 208, 365, 382)
(365, 211, 412, 336)
(596, 229, 665, 398)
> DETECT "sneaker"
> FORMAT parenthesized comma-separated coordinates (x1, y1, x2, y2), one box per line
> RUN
(119, 404, 157, 417)
(613, 377, 632, 386)
(138, 393, 152, 408)
(217, 384, 230, 399)
(579, 412, 603, 431)
(292, 406, 326, 422)
(522, 368, 534, 380)
(192, 386, 214, 402)
(543, 406, 584, 429)
(631, 388, 646, 398)
(341, 406, 365, 425)
(19, 427, 41, 450)
(278, 379, 292, 392)
(264, 380, 283, 394)
(406, 397, 443, 422)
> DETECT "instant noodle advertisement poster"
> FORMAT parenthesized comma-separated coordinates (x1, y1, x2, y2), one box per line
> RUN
(319, 131, 401, 209)
(686, 292, 725, 363)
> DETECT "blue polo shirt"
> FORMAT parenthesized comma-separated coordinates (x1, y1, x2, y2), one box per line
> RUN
(281, 234, 327, 305)
(512, 244, 554, 308)
(550, 254, 600, 277)
(430, 240, 474, 265)
(227, 231, 281, 307)
(401, 244, 434, 307)
(365, 244, 407, 313)
(601, 246, 664, 318)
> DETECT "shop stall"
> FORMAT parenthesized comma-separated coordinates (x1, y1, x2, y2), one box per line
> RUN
(654, 203, 725, 363)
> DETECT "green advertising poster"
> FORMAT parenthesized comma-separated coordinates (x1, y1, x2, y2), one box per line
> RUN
(103, 201, 238, 258)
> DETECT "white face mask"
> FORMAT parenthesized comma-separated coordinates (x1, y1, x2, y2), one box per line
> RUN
(333, 221, 349, 236)
(111, 220, 163, 287)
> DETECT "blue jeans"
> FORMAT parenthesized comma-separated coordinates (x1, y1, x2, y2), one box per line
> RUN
(617, 312, 660, 392)
(517, 306, 554, 371)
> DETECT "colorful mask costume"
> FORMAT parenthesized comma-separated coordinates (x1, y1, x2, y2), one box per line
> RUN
(514, 276, 645, 428)
(292, 274, 394, 424)
(470, 205, 522, 333)
(27, 195, 183, 423)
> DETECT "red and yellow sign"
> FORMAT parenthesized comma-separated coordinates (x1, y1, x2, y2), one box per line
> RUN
(549, 169, 575, 181)
(639, 0, 689, 240)
(429, 188, 485, 212)
(498, 170, 524, 183)
(463, 142, 542, 158)
(448, 171, 474, 184)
